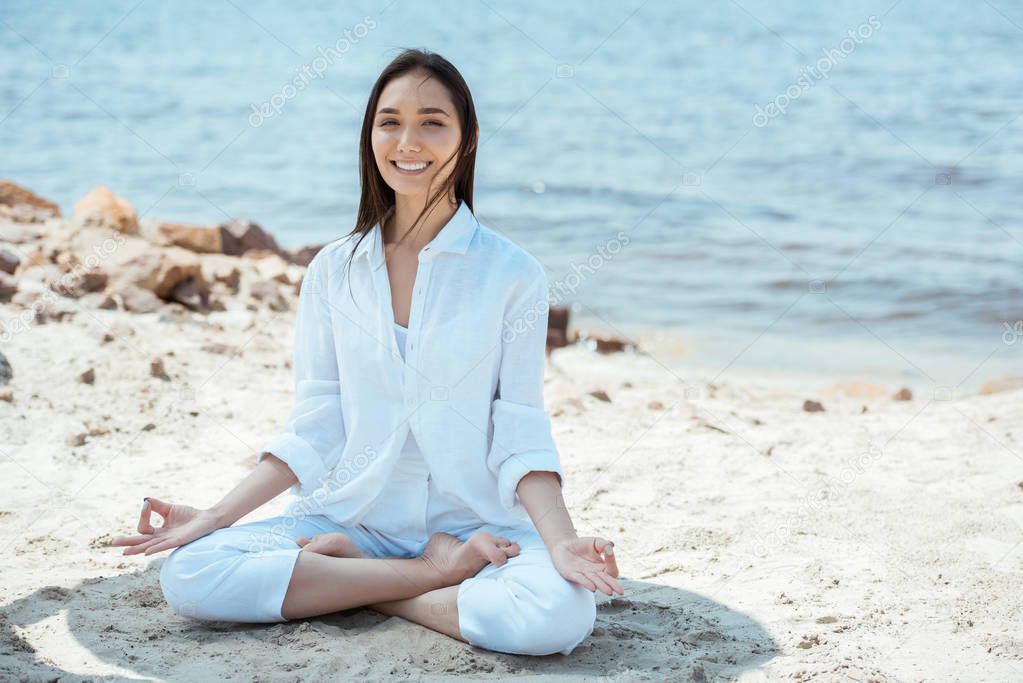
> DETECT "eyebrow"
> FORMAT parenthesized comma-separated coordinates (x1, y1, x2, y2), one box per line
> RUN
(376, 107, 451, 117)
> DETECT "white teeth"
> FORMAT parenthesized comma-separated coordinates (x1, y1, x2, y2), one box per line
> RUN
(395, 161, 429, 171)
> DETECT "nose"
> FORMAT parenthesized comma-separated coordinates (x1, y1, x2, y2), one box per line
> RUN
(398, 124, 421, 152)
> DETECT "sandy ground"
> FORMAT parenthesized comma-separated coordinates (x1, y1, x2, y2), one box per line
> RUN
(1, 294, 1021, 682)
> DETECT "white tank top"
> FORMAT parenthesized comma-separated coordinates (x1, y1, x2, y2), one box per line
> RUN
(357, 322, 484, 540)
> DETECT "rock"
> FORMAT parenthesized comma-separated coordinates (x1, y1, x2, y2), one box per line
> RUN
(249, 279, 288, 312)
(0, 180, 61, 222)
(803, 399, 825, 413)
(547, 305, 570, 351)
(73, 186, 139, 235)
(95, 294, 118, 310)
(168, 276, 211, 311)
(588, 389, 612, 402)
(116, 285, 163, 313)
(978, 376, 1023, 395)
(0, 351, 11, 385)
(211, 266, 240, 293)
(219, 219, 281, 257)
(157, 221, 223, 254)
(576, 329, 632, 354)
(122, 251, 208, 300)
(285, 243, 324, 266)
(647, 400, 664, 410)
(78, 368, 95, 384)
(0, 223, 43, 243)
(48, 268, 108, 298)
(0, 387, 11, 402)
(251, 252, 292, 284)
(892, 387, 913, 401)
(150, 358, 170, 381)
(67, 433, 87, 447)
(11, 289, 41, 308)
(0, 271, 17, 302)
(0, 246, 21, 274)
(201, 343, 242, 357)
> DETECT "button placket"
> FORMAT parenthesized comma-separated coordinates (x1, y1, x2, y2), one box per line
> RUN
(404, 250, 432, 420)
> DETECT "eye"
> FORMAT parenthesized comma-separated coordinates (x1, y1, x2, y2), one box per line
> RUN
(424, 120, 444, 126)
(379, 119, 398, 126)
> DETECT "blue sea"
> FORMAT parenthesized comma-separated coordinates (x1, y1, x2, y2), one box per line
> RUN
(2, 1, 1020, 391)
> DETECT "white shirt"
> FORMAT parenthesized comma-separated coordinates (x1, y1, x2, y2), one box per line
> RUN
(259, 199, 563, 529)
(357, 321, 486, 539)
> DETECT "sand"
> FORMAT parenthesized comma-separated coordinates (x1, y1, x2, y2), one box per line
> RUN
(1, 282, 1021, 681)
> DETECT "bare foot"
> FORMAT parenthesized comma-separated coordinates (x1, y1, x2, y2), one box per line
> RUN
(295, 532, 365, 558)
(418, 531, 521, 585)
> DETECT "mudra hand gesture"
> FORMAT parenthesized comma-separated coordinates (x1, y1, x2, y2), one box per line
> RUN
(109, 498, 223, 556)
(550, 536, 623, 596)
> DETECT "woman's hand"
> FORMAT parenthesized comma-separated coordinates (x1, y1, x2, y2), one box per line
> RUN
(550, 536, 624, 596)
(109, 498, 224, 556)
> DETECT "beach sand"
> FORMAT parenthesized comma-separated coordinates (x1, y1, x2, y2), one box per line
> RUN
(1, 285, 1021, 681)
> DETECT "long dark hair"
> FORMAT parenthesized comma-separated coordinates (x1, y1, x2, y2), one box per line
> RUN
(339, 48, 479, 305)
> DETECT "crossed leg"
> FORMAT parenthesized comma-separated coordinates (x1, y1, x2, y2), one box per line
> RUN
(299, 525, 598, 655)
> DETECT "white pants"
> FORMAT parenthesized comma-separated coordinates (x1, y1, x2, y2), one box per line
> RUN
(158, 514, 597, 656)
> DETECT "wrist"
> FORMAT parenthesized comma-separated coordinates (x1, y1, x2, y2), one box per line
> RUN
(205, 504, 235, 528)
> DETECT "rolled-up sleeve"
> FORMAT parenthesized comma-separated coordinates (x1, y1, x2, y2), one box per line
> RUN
(486, 262, 563, 511)
(258, 249, 346, 497)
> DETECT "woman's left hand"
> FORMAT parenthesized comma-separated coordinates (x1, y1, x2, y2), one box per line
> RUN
(550, 536, 624, 596)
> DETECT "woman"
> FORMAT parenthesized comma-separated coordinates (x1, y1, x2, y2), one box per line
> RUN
(111, 49, 623, 657)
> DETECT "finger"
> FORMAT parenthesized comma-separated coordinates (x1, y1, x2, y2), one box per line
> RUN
(603, 542, 620, 578)
(123, 535, 165, 556)
(598, 570, 625, 595)
(137, 499, 154, 535)
(109, 534, 153, 547)
(295, 536, 311, 547)
(504, 542, 521, 557)
(143, 538, 182, 555)
(585, 570, 615, 596)
(146, 497, 172, 518)
(570, 571, 597, 592)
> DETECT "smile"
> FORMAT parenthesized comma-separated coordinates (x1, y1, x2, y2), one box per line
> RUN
(391, 160, 432, 175)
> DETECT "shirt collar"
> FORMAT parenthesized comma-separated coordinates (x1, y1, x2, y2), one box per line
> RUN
(354, 199, 478, 269)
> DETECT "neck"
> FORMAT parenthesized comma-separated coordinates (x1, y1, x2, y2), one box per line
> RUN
(384, 190, 459, 250)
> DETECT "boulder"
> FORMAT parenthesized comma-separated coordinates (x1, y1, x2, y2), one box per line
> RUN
(249, 279, 289, 312)
(219, 219, 281, 257)
(575, 329, 633, 354)
(547, 304, 570, 351)
(0, 351, 12, 386)
(122, 251, 207, 300)
(0, 180, 61, 222)
(157, 221, 223, 254)
(286, 243, 325, 266)
(115, 285, 163, 313)
(979, 376, 1023, 395)
(0, 223, 43, 243)
(47, 262, 109, 298)
(0, 271, 17, 302)
(73, 186, 139, 235)
(0, 247, 21, 274)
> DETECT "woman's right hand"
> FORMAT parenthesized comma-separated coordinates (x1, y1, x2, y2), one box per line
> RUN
(109, 497, 225, 556)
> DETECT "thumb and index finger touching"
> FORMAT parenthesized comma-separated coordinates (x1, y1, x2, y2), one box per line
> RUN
(137, 497, 172, 534)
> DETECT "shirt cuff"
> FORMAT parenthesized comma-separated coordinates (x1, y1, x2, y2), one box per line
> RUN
(258, 432, 329, 497)
(496, 449, 564, 512)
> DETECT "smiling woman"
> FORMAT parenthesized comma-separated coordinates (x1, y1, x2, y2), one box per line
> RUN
(111, 48, 621, 658)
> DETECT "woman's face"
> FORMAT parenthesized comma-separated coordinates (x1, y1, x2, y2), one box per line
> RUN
(372, 71, 462, 201)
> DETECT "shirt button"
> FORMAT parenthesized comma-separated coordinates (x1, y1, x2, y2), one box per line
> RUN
(406, 396, 416, 407)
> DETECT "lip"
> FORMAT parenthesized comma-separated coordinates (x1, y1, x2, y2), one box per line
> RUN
(390, 160, 432, 176)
